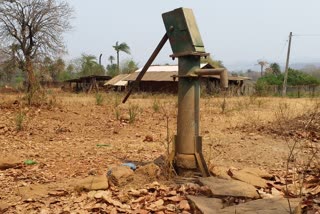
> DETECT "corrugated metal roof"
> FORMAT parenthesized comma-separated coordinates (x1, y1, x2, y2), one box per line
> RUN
(114, 80, 128, 86)
(104, 74, 130, 86)
(135, 65, 178, 72)
(126, 71, 177, 82)
(127, 64, 250, 82)
(134, 63, 209, 73)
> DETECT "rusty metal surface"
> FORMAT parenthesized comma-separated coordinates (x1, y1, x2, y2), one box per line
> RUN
(176, 56, 200, 155)
(162, 8, 205, 55)
(122, 33, 169, 103)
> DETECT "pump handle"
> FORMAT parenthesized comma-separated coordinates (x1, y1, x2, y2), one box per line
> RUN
(122, 33, 169, 103)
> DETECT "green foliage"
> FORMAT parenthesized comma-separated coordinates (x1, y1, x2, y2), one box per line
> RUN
(128, 104, 140, 124)
(106, 64, 118, 77)
(113, 42, 131, 55)
(79, 54, 105, 77)
(95, 93, 104, 106)
(269, 63, 281, 75)
(121, 59, 138, 74)
(24, 160, 37, 165)
(113, 41, 131, 72)
(257, 68, 320, 86)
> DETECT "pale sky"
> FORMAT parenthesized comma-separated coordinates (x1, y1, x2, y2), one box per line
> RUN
(65, 0, 320, 71)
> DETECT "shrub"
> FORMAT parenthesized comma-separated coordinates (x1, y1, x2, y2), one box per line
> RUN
(16, 111, 25, 131)
(95, 93, 104, 106)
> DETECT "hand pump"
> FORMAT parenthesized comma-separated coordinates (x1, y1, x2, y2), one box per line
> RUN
(123, 8, 228, 177)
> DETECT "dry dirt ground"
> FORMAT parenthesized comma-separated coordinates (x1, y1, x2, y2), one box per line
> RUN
(0, 91, 319, 213)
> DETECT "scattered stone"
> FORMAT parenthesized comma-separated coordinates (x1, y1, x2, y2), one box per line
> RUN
(166, 204, 177, 212)
(148, 199, 164, 210)
(229, 169, 267, 188)
(178, 200, 190, 211)
(143, 135, 154, 142)
(209, 165, 231, 180)
(74, 175, 109, 191)
(187, 196, 223, 214)
(94, 190, 111, 199)
(107, 166, 134, 187)
(199, 177, 260, 199)
(136, 163, 160, 178)
(102, 194, 131, 210)
(218, 198, 300, 214)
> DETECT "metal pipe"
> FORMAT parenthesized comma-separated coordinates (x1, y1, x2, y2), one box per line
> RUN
(122, 33, 169, 103)
(195, 68, 228, 89)
(194, 68, 225, 75)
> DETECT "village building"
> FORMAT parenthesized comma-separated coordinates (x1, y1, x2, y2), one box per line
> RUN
(105, 63, 250, 95)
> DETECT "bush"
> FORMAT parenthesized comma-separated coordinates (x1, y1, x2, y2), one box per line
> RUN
(257, 68, 320, 87)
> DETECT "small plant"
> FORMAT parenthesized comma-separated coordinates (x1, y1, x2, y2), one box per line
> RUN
(95, 93, 104, 106)
(220, 97, 227, 114)
(152, 99, 160, 113)
(16, 111, 25, 131)
(48, 94, 57, 109)
(128, 104, 140, 124)
(113, 95, 120, 108)
(115, 107, 121, 120)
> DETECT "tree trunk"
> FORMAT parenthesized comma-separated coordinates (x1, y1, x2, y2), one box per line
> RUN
(25, 56, 39, 105)
(117, 51, 120, 73)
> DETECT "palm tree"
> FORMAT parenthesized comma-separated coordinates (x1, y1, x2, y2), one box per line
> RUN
(80, 54, 104, 76)
(257, 60, 268, 77)
(108, 55, 115, 65)
(112, 41, 131, 72)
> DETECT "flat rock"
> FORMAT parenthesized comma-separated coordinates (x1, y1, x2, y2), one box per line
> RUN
(229, 169, 267, 188)
(241, 167, 273, 179)
(187, 196, 223, 214)
(17, 184, 49, 200)
(0, 157, 21, 170)
(199, 177, 260, 199)
(209, 166, 231, 180)
(75, 175, 109, 191)
(219, 198, 300, 214)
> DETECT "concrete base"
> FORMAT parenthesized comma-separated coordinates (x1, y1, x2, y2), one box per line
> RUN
(175, 154, 197, 169)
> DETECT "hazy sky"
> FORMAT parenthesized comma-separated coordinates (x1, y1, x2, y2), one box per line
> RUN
(65, 0, 320, 70)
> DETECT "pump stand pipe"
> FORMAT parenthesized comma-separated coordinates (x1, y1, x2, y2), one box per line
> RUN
(194, 68, 229, 89)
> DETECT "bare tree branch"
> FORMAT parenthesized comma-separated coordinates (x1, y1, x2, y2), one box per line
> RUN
(0, 0, 73, 97)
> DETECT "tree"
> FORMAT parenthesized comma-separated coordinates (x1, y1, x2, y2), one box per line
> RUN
(0, 0, 73, 103)
(121, 59, 138, 74)
(79, 54, 105, 77)
(106, 64, 118, 77)
(269, 62, 281, 75)
(112, 41, 130, 72)
(257, 60, 268, 77)
(108, 55, 115, 65)
(257, 68, 320, 86)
